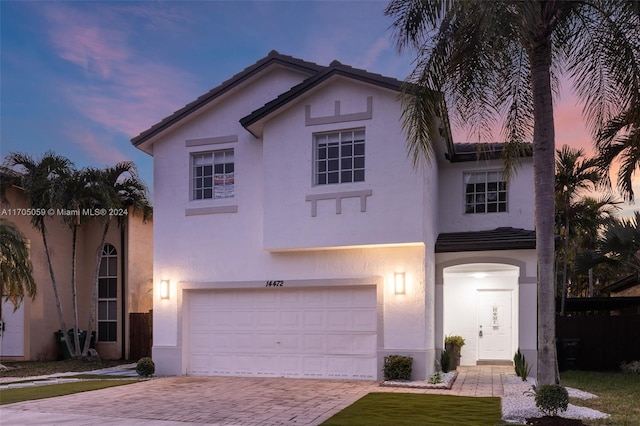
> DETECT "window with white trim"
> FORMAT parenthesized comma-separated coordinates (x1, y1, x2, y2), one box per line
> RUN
(464, 170, 508, 213)
(192, 150, 234, 200)
(314, 129, 365, 185)
(98, 244, 117, 342)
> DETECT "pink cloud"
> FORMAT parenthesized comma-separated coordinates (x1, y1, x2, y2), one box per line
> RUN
(40, 4, 199, 138)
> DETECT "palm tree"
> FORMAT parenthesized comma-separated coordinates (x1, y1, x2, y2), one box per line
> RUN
(55, 168, 101, 357)
(2, 152, 76, 357)
(0, 219, 36, 370)
(576, 212, 640, 278)
(80, 162, 151, 357)
(554, 146, 604, 315)
(596, 108, 640, 202)
(385, 1, 640, 384)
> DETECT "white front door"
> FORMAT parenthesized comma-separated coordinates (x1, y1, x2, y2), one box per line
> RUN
(477, 290, 512, 360)
(1, 300, 25, 357)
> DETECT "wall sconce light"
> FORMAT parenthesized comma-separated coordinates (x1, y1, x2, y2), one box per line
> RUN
(394, 272, 405, 295)
(160, 280, 170, 300)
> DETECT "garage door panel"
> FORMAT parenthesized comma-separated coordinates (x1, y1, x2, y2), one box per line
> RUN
(188, 286, 377, 379)
(255, 310, 278, 328)
(303, 311, 325, 328)
(280, 311, 301, 328)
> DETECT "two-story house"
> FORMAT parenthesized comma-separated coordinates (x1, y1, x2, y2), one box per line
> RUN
(131, 51, 537, 380)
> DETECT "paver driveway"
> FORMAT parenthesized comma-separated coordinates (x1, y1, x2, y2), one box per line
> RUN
(1, 376, 381, 425)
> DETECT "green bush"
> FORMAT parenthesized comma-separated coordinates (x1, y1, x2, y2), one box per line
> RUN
(440, 349, 450, 373)
(383, 355, 413, 380)
(444, 335, 465, 348)
(620, 360, 640, 374)
(534, 384, 569, 416)
(136, 357, 155, 377)
(428, 371, 443, 384)
(513, 348, 532, 381)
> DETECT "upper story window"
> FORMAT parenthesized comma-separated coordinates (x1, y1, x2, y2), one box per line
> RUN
(464, 170, 507, 213)
(192, 150, 234, 200)
(314, 129, 365, 185)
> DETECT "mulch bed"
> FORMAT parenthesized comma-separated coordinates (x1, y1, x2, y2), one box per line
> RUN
(526, 416, 588, 425)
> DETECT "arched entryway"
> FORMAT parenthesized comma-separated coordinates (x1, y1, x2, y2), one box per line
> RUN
(442, 263, 519, 365)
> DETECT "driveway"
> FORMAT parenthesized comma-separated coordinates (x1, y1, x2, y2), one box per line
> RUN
(1, 376, 381, 425)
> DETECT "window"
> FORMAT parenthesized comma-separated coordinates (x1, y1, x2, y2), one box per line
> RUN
(315, 129, 365, 185)
(464, 171, 507, 213)
(192, 150, 234, 200)
(98, 244, 117, 342)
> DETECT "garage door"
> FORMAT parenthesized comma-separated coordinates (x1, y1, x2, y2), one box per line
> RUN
(188, 286, 377, 379)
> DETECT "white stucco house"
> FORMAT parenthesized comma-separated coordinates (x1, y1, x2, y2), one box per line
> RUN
(131, 51, 537, 380)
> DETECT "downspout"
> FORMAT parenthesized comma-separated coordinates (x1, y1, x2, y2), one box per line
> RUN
(121, 225, 126, 360)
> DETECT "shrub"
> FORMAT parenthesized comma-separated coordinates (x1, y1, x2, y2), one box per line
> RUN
(136, 357, 155, 377)
(383, 355, 413, 380)
(440, 349, 451, 373)
(444, 335, 465, 348)
(428, 371, 443, 384)
(513, 348, 532, 381)
(620, 360, 640, 374)
(534, 384, 569, 416)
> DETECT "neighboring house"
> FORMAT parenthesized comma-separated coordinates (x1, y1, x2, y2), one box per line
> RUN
(131, 51, 537, 380)
(600, 274, 640, 297)
(0, 180, 153, 361)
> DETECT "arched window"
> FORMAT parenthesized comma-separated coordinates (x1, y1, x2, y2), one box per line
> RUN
(98, 244, 117, 342)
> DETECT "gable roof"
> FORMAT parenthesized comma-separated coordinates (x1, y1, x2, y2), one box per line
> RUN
(239, 60, 405, 135)
(435, 227, 536, 253)
(130, 50, 324, 148)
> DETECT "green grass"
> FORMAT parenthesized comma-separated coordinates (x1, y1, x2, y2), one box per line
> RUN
(0, 380, 139, 405)
(561, 370, 640, 426)
(320, 393, 502, 426)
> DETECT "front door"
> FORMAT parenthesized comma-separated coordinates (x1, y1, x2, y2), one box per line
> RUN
(1, 300, 25, 357)
(477, 290, 512, 360)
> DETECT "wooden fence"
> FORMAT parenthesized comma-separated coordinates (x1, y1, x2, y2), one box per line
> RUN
(129, 311, 152, 361)
(556, 314, 640, 371)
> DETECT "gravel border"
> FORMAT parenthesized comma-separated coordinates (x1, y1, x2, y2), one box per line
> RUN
(381, 371, 458, 389)
(501, 374, 610, 424)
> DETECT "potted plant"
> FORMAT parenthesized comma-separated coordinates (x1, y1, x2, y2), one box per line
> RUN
(445, 335, 465, 370)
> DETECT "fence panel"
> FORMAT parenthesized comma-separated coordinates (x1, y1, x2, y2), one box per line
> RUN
(556, 314, 640, 371)
(129, 311, 152, 361)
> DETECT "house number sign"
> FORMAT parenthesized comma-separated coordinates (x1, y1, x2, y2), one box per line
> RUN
(265, 280, 284, 287)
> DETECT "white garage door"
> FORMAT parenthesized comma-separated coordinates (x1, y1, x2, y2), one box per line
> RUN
(188, 286, 377, 379)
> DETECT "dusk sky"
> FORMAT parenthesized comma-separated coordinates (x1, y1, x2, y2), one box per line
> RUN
(2, 1, 632, 213)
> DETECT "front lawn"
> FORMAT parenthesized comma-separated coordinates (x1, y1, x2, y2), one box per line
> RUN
(0, 380, 138, 405)
(320, 393, 502, 426)
(561, 370, 640, 426)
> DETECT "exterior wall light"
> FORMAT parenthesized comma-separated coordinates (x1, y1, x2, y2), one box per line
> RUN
(394, 272, 405, 295)
(160, 280, 170, 300)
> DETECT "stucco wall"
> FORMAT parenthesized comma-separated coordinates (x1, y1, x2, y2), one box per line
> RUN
(437, 158, 534, 233)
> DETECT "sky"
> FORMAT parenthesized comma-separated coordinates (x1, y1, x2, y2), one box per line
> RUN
(1, 1, 635, 214)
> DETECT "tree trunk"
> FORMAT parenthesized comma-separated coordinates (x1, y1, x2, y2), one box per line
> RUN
(82, 221, 110, 357)
(71, 225, 81, 358)
(42, 227, 75, 357)
(529, 38, 559, 385)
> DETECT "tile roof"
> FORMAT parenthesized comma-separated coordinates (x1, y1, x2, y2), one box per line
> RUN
(435, 227, 536, 253)
(130, 50, 324, 147)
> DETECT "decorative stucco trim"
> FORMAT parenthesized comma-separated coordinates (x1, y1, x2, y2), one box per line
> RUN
(435, 256, 532, 284)
(185, 205, 238, 216)
(179, 276, 382, 290)
(305, 96, 373, 126)
(185, 135, 238, 147)
(305, 189, 372, 217)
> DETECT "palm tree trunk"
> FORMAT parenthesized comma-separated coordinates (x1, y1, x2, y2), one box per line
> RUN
(71, 224, 81, 358)
(529, 38, 558, 385)
(42, 227, 75, 357)
(82, 221, 110, 357)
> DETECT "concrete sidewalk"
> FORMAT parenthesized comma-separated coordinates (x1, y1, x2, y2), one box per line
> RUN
(0, 363, 138, 390)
